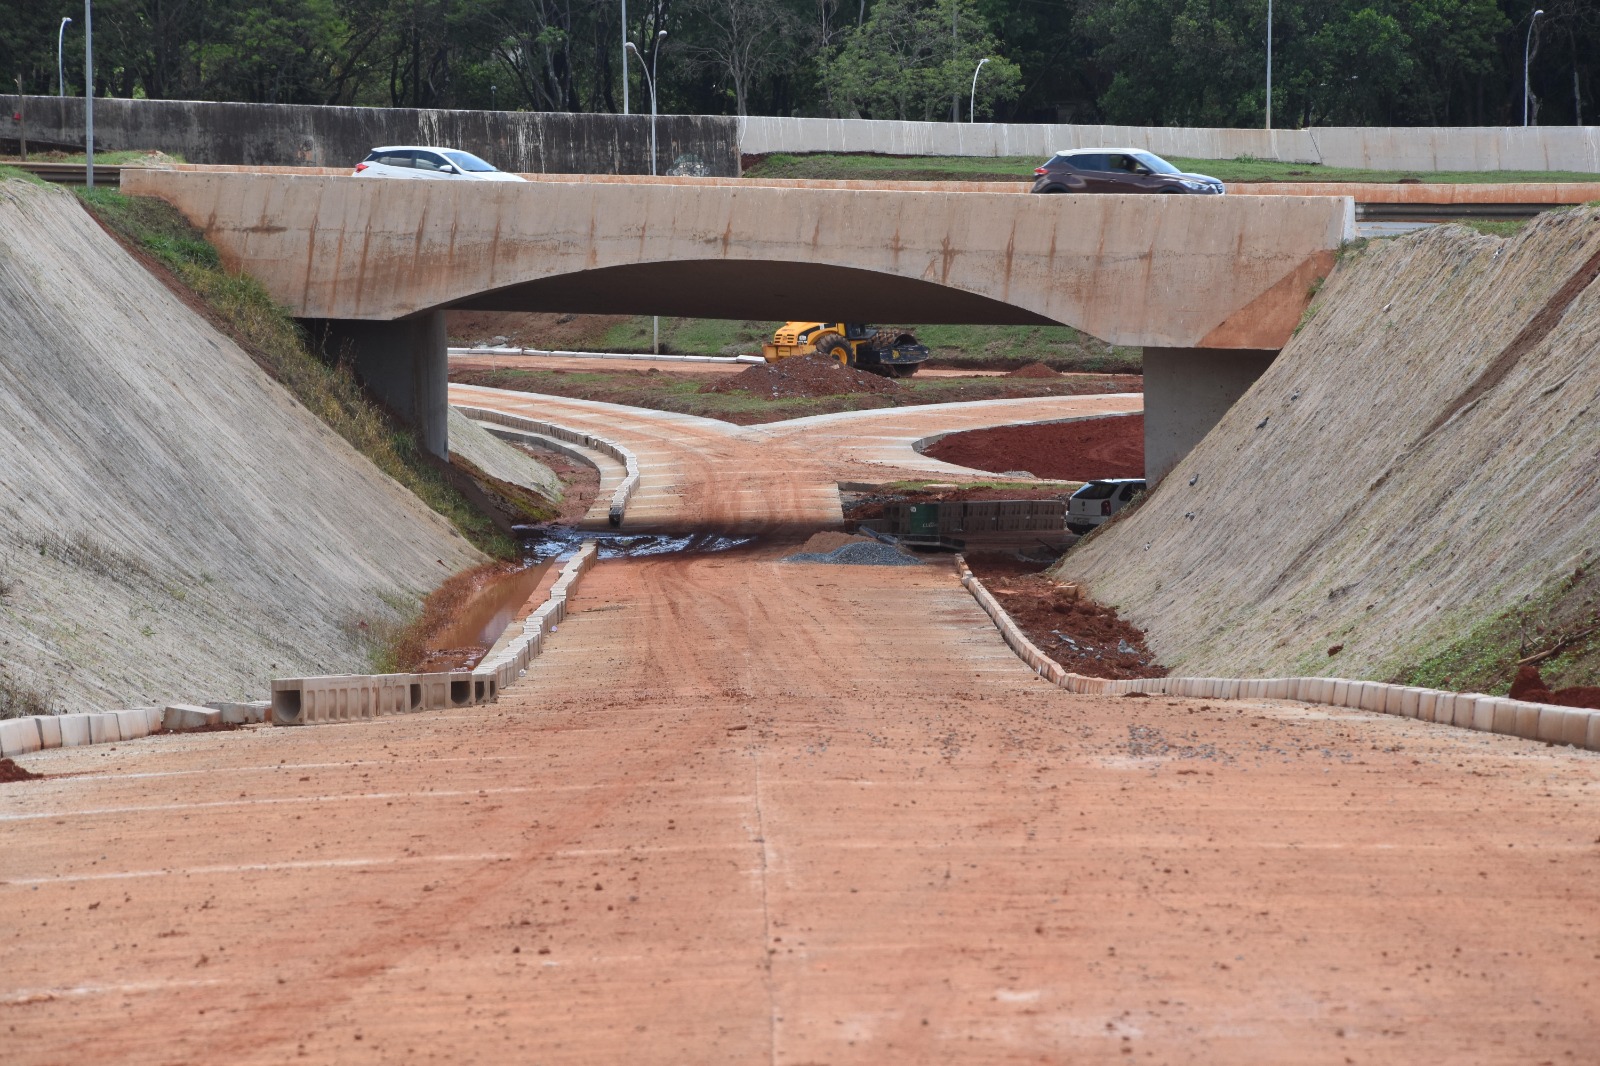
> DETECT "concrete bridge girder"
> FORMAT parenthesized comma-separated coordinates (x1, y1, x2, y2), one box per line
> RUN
(122, 169, 1352, 470)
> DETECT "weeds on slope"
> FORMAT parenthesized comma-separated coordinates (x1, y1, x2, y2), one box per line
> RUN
(0, 671, 55, 720)
(73, 188, 517, 559)
(1396, 561, 1600, 695)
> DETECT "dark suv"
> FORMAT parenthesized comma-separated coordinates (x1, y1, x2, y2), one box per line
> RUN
(1030, 149, 1225, 196)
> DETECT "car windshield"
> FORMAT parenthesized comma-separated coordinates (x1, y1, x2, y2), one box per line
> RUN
(1074, 482, 1120, 500)
(443, 150, 499, 173)
(1129, 151, 1181, 175)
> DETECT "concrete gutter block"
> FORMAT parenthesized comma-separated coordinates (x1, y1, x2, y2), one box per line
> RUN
(1586, 713, 1600, 753)
(1398, 688, 1421, 717)
(1382, 686, 1408, 715)
(1536, 706, 1573, 745)
(208, 700, 270, 724)
(88, 711, 122, 744)
(163, 704, 222, 730)
(35, 715, 62, 749)
(57, 714, 92, 747)
(1491, 700, 1522, 735)
(1414, 690, 1438, 721)
(0, 717, 44, 757)
(1559, 708, 1591, 749)
(1469, 697, 1499, 733)
(1330, 679, 1351, 706)
(113, 708, 151, 740)
(1513, 702, 1543, 740)
(1358, 683, 1389, 713)
(1452, 694, 1485, 729)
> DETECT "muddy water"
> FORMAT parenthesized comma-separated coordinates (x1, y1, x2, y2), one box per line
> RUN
(436, 530, 761, 663)
(431, 558, 557, 654)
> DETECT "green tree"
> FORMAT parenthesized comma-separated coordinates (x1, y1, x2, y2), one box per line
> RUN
(826, 0, 1020, 120)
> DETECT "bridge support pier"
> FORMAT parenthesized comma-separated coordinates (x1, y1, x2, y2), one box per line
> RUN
(1143, 347, 1278, 486)
(309, 312, 449, 459)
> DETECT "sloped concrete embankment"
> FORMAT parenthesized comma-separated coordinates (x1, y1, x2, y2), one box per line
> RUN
(0, 544, 598, 755)
(0, 180, 484, 712)
(1056, 208, 1600, 681)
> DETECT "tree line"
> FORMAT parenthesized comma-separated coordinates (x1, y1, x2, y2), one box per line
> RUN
(5, 0, 1595, 127)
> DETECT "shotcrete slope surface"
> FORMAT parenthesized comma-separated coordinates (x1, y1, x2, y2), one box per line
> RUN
(0, 181, 483, 709)
(1058, 209, 1600, 679)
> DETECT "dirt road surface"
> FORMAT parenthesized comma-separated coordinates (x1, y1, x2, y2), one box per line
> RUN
(5, 386, 1598, 1063)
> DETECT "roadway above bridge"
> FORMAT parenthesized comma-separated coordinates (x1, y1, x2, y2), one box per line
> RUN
(123, 168, 1351, 351)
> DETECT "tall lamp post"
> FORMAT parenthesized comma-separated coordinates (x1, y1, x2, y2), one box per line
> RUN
(969, 58, 990, 123)
(1523, 9, 1544, 126)
(620, 0, 629, 114)
(1264, 0, 1272, 130)
(626, 31, 668, 353)
(58, 17, 72, 96)
(84, 0, 94, 189)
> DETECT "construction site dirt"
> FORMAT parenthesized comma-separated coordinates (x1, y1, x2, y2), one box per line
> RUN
(924, 413, 1145, 481)
(965, 553, 1167, 679)
(11, 546, 1600, 1065)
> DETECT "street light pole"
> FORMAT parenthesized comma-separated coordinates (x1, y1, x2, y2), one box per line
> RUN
(84, 0, 93, 189)
(1524, 9, 1545, 126)
(626, 31, 669, 353)
(58, 17, 72, 97)
(969, 58, 989, 123)
(620, 0, 629, 114)
(1265, 0, 1272, 130)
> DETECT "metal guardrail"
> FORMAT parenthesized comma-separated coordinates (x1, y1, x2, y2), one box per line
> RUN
(2, 161, 124, 185)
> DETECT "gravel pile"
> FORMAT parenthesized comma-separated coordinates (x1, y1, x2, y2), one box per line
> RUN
(783, 541, 925, 566)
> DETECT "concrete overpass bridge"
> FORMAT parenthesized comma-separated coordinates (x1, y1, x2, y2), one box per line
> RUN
(123, 168, 1353, 480)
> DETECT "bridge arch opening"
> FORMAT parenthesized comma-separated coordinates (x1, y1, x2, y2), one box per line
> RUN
(438, 260, 1065, 329)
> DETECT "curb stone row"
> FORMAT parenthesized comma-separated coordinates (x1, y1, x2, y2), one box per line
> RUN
(268, 541, 599, 726)
(454, 404, 640, 526)
(0, 701, 269, 759)
(0, 543, 600, 753)
(953, 556, 1600, 753)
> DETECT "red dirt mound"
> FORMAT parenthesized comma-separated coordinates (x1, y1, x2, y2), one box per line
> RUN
(965, 555, 1165, 680)
(1007, 362, 1061, 378)
(1507, 663, 1600, 710)
(0, 757, 43, 783)
(925, 414, 1144, 481)
(699, 353, 902, 399)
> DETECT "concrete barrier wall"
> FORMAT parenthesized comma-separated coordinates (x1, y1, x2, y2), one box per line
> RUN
(738, 116, 1600, 172)
(1, 95, 740, 176)
(454, 406, 639, 525)
(7, 95, 1599, 174)
(270, 540, 599, 727)
(954, 556, 1600, 753)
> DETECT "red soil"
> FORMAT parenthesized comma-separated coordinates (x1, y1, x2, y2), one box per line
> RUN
(1508, 663, 1600, 710)
(1006, 362, 1061, 378)
(925, 414, 1144, 481)
(965, 554, 1166, 680)
(0, 757, 43, 783)
(699, 353, 902, 398)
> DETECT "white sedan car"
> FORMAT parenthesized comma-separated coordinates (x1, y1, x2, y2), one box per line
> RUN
(352, 146, 526, 182)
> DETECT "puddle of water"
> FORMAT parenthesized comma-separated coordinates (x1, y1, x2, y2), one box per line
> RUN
(513, 527, 758, 561)
(432, 557, 556, 651)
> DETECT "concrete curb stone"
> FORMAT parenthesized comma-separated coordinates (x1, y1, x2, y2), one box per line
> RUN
(952, 555, 1600, 753)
